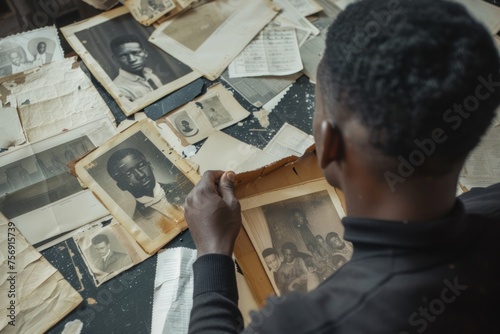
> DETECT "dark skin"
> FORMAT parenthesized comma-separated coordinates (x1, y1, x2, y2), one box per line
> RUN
(185, 57, 464, 257)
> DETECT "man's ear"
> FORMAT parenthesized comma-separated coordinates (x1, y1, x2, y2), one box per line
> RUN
(143, 49, 148, 58)
(319, 120, 343, 169)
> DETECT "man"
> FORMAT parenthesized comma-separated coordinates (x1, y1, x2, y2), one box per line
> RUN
(110, 34, 163, 102)
(262, 248, 281, 289)
(3, 51, 26, 76)
(33, 42, 53, 65)
(107, 148, 183, 239)
(325, 231, 352, 258)
(185, 0, 500, 333)
(91, 234, 132, 273)
(276, 242, 309, 294)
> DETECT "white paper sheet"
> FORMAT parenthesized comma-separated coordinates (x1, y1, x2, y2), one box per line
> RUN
(264, 122, 314, 159)
(190, 130, 277, 174)
(272, 0, 320, 36)
(0, 107, 25, 149)
(228, 27, 303, 78)
(151, 247, 197, 334)
(288, 0, 323, 17)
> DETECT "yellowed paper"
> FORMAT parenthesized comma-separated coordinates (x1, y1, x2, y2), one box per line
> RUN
(190, 130, 277, 174)
(125, 0, 176, 26)
(0, 57, 115, 143)
(150, 0, 280, 80)
(75, 119, 200, 254)
(0, 214, 82, 333)
(264, 122, 315, 159)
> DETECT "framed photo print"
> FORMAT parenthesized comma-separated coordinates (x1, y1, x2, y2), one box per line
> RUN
(240, 179, 351, 296)
(75, 119, 200, 253)
(61, 6, 201, 116)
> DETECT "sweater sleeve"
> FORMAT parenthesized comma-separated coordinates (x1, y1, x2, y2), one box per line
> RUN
(188, 254, 244, 334)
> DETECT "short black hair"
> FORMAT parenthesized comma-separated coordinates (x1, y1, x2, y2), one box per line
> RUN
(325, 232, 339, 242)
(107, 148, 147, 180)
(320, 0, 500, 161)
(92, 234, 109, 245)
(281, 242, 298, 255)
(262, 248, 278, 258)
(37, 41, 46, 47)
(110, 34, 144, 54)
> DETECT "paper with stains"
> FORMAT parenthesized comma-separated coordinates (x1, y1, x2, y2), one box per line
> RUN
(149, 0, 280, 80)
(228, 26, 303, 79)
(0, 57, 115, 144)
(73, 219, 150, 286)
(0, 214, 83, 334)
(0, 118, 116, 248)
(189, 130, 277, 174)
(75, 120, 200, 254)
(0, 107, 25, 149)
(263, 122, 314, 159)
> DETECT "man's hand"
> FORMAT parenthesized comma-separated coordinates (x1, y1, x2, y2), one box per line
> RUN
(185, 170, 242, 257)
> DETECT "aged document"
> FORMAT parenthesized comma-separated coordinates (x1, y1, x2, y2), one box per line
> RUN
(190, 130, 277, 174)
(264, 123, 315, 159)
(272, 0, 320, 36)
(150, 0, 280, 80)
(0, 107, 25, 149)
(0, 57, 115, 143)
(228, 27, 303, 78)
(0, 214, 83, 333)
(288, 0, 323, 17)
(125, 0, 176, 26)
(151, 247, 197, 334)
(221, 69, 300, 107)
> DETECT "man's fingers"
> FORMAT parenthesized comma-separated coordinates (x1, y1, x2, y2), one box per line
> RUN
(219, 171, 237, 207)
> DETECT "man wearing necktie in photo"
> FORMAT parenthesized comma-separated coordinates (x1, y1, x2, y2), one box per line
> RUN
(110, 34, 163, 102)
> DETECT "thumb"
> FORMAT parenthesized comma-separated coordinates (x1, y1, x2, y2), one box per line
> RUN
(219, 171, 236, 206)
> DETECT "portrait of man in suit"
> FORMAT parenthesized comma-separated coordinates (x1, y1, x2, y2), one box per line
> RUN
(106, 147, 186, 239)
(33, 41, 53, 65)
(91, 234, 132, 273)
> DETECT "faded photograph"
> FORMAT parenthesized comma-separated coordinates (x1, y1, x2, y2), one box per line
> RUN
(138, 0, 173, 18)
(73, 13, 192, 102)
(195, 94, 233, 127)
(244, 190, 351, 295)
(88, 233, 133, 273)
(161, 1, 236, 51)
(85, 131, 194, 241)
(173, 110, 199, 137)
(0, 26, 64, 78)
(0, 137, 95, 219)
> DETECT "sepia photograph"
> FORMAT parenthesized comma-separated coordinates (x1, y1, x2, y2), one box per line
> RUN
(240, 179, 350, 296)
(61, 6, 201, 116)
(75, 120, 200, 254)
(74, 219, 149, 286)
(149, 0, 279, 80)
(125, 0, 176, 26)
(195, 94, 233, 127)
(164, 83, 250, 144)
(0, 26, 64, 78)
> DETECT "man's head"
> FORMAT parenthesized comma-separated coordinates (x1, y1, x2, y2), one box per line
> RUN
(262, 248, 281, 271)
(281, 242, 298, 263)
(9, 52, 21, 66)
(314, 0, 500, 191)
(290, 208, 306, 224)
(110, 35, 148, 74)
(92, 234, 111, 257)
(107, 148, 156, 198)
(181, 120, 192, 131)
(37, 42, 46, 54)
(326, 232, 344, 249)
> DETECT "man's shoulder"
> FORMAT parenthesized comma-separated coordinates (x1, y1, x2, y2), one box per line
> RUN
(459, 182, 500, 217)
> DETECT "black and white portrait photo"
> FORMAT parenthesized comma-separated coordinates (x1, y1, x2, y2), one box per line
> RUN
(195, 94, 233, 128)
(75, 120, 199, 253)
(173, 111, 199, 137)
(0, 26, 64, 78)
(62, 7, 200, 116)
(241, 181, 351, 296)
(88, 233, 133, 273)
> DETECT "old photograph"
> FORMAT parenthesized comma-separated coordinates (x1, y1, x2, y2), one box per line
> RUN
(0, 26, 64, 78)
(75, 120, 200, 253)
(0, 120, 113, 246)
(150, 0, 279, 80)
(240, 179, 350, 296)
(61, 6, 201, 116)
(164, 83, 250, 144)
(74, 219, 149, 286)
(125, 0, 176, 26)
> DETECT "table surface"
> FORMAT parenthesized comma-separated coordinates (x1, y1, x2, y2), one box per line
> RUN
(42, 73, 317, 334)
